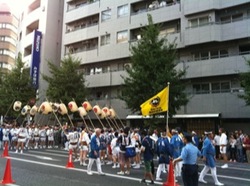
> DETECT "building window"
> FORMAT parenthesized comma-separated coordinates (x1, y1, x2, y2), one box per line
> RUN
(0, 36, 16, 45)
(200, 51, 209, 60)
(101, 9, 111, 22)
(192, 49, 228, 61)
(117, 30, 128, 43)
(247, 9, 250, 18)
(210, 51, 219, 59)
(189, 16, 209, 28)
(199, 16, 209, 26)
(117, 4, 128, 17)
(194, 82, 231, 94)
(101, 34, 110, 46)
(211, 83, 220, 93)
(189, 19, 198, 28)
(239, 44, 250, 55)
(232, 13, 243, 22)
(221, 82, 230, 92)
(221, 13, 243, 24)
(219, 50, 228, 58)
(220, 16, 231, 24)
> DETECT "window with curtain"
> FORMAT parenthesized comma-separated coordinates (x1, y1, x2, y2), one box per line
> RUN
(117, 4, 128, 17)
(117, 30, 128, 43)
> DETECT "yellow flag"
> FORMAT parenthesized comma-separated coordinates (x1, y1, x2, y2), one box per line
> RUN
(140, 87, 169, 116)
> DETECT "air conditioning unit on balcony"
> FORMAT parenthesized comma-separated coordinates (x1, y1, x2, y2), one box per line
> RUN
(124, 63, 132, 69)
(231, 88, 245, 93)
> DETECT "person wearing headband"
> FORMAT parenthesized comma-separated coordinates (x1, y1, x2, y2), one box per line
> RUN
(199, 131, 224, 186)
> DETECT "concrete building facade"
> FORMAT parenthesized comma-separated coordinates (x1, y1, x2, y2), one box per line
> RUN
(0, 3, 18, 74)
(62, 0, 250, 133)
(17, 0, 64, 101)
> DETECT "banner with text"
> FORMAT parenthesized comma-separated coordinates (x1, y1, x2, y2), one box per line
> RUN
(140, 86, 169, 116)
(30, 30, 42, 89)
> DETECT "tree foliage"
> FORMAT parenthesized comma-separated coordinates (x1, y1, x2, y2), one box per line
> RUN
(239, 58, 250, 105)
(42, 55, 87, 106)
(121, 14, 188, 116)
(0, 54, 36, 117)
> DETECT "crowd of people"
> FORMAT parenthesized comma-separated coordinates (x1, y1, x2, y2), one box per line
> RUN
(0, 122, 250, 185)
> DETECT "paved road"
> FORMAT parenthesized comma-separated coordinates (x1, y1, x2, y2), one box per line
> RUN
(0, 148, 250, 186)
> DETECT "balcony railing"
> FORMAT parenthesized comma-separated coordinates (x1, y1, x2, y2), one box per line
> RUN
(67, 0, 99, 12)
(66, 22, 98, 33)
(186, 15, 250, 29)
(188, 51, 250, 63)
(131, 1, 180, 16)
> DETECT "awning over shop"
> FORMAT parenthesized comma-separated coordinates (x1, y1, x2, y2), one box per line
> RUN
(126, 113, 220, 119)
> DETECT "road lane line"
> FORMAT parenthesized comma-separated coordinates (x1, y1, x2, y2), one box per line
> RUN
(9, 152, 59, 161)
(25, 150, 68, 157)
(198, 163, 250, 172)
(7, 157, 163, 185)
(7, 157, 250, 184)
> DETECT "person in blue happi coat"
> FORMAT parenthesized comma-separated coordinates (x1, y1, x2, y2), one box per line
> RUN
(87, 128, 105, 176)
(155, 131, 173, 181)
(170, 128, 184, 178)
(192, 131, 199, 147)
(199, 131, 224, 186)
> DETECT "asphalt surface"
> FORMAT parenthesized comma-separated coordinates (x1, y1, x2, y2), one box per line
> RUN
(0, 148, 250, 186)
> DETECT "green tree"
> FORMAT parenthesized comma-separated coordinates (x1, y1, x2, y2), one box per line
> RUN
(0, 54, 36, 117)
(239, 59, 250, 105)
(42, 55, 87, 106)
(121, 14, 188, 117)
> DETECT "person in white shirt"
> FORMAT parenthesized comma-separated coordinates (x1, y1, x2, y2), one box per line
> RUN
(10, 125, 19, 150)
(16, 124, 28, 154)
(79, 126, 90, 166)
(67, 127, 79, 162)
(219, 128, 228, 168)
(214, 133, 221, 159)
(111, 131, 120, 168)
(47, 127, 54, 148)
(27, 125, 35, 149)
(34, 125, 40, 149)
(2, 124, 10, 149)
(39, 126, 47, 149)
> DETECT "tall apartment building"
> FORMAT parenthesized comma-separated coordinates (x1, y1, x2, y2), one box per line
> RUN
(17, 0, 64, 102)
(62, 0, 250, 133)
(0, 3, 18, 74)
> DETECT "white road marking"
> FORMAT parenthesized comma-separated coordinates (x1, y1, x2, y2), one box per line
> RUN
(26, 150, 68, 158)
(6, 156, 250, 184)
(9, 151, 59, 161)
(198, 163, 250, 172)
(7, 157, 163, 185)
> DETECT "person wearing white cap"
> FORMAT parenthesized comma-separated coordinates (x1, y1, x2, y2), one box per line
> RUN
(192, 131, 199, 147)
(199, 131, 224, 186)
(87, 128, 105, 176)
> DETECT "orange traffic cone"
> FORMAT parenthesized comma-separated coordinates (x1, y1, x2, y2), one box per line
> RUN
(163, 160, 179, 186)
(66, 149, 74, 168)
(1, 143, 9, 157)
(0, 159, 15, 184)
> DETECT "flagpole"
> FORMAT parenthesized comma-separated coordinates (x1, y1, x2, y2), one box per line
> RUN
(166, 82, 170, 134)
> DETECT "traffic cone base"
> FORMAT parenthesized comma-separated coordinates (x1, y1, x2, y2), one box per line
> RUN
(163, 160, 179, 186)
(0, 159, 15, 184)
(1, 143, 9, 157)
(66, 149, 74, 168)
